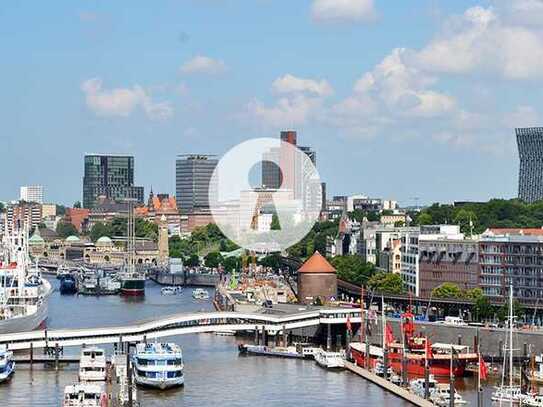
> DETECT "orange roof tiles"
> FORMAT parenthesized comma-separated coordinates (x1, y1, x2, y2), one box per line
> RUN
(298, 251, 336, 274)
(487, 228, 543, 236)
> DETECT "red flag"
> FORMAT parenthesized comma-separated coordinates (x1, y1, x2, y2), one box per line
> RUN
(479, 354, 488, 380)
(346, 315, 352, 333)
(425, 338, 433, 359)
(385, 323, 395, 346)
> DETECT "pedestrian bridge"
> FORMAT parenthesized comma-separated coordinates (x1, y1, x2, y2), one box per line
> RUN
(0, 308, 362, 351)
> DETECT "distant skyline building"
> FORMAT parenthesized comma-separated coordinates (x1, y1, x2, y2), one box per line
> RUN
(175, 154, 218, 214)
(82, 154, 144, 209)
(517, 127, 543, 203)
(261, 131, 317, 193)
(20, 185, 44, 204)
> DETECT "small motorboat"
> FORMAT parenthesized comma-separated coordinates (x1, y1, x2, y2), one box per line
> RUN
(161, 286, 178, 296)
(430, 383, 467, 406)
(192, 288, 209, 300)
(78, 346, 107, 382)
(0, 345, 15, 383)
(524, 395, 543, 407)
(313, 348, 345, 369)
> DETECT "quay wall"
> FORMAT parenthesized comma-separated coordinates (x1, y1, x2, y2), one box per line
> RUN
(149, 271, 219, 287)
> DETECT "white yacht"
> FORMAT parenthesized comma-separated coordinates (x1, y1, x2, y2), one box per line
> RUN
(409, 375, 438, 398)
(132, 342, 184, 389)
(524, 395, 543, 407)
(161, 286, 181, 296)
(0, 229, 52, 334)
(313, 348, 345, 369)
(62, 383, 107, 407)
(430, 384, 467, 406)
(78, 347, 107, 382)
(0, 345, 15, 382)
(491, 386, 527, 405)
(192, 288, 209, 300)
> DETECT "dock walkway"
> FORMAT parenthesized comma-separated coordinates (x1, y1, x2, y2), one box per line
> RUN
(344, 361, 434, 407)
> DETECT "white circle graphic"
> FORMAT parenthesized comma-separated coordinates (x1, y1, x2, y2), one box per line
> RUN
(209, 138, 322, 253)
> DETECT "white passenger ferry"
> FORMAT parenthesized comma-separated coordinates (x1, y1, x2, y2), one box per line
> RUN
(62, 383, 107, 407)
(132, 342, 184, 389)
(78, 347, 107, 382)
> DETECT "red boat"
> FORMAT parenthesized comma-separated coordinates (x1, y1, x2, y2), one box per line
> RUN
(349, 311, 478, 377)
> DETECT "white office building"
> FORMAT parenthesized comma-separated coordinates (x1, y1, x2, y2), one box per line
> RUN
(20, 185, 44, 204)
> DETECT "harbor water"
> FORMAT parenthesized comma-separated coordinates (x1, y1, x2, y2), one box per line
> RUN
(0, 278, 493, 406)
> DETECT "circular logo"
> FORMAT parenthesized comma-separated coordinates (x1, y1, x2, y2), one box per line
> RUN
(209, 138, 322, 253)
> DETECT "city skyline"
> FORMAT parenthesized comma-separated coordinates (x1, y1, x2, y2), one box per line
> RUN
(2, 1, 541, 205)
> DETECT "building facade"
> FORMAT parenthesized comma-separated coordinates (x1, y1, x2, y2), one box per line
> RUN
(517, 127, 543, 203)
(479, 229, 543, 304)
(83, 154, 144, 208)
(20, 185, 44, 204)
(175, 154, 218, 213)
(4, 201, 42, 234)
(418, 237, 478, 298)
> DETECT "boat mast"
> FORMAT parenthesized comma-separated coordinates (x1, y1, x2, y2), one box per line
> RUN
(381, 295, 386, 350)
(509, 283, 513, 402)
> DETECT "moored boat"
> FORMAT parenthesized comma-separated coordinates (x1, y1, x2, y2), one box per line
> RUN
(78, 346, 107, 382)
(120, 273, 145, 296)
(132, 342, 184, 389)
(62, 383, 107, 407)
(192, 288, 209, 300)
(0, 345, 15, 382)
(238, 344, 304, 359)
(59, 275, 78, 295)
(313, 348, 345, 369)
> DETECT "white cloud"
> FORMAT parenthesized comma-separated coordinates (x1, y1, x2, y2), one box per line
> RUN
(272, 74, 333, 96)
(411, 5, 543, 79)
(311, 0, 376, 23)
(81, 78, 173, 120)
(179, 55, 226, 75)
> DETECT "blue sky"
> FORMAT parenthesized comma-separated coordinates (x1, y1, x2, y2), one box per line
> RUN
(2, 0, 542, 206)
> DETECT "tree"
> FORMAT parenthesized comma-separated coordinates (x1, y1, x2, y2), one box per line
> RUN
(90, 222, 112, 242)
(416, 212, 432, 225)
(331, 255, 375, 286)
(0, 202, 4, 213)
(73, 201, 82, 209)
(56, 222, 78, 238)
(185, 254, 200, 267)
(473, 295, 494, 321)
(431, 283, 464, 299)
(367, 272, 406, 295)
(223, 256, 241, 273)
(56, 205, 66, 216)
(38, 222, 46, 229)
(497, 299, 525, 322)
(453, 209, 478, 236)
(204, 251, 224, 268)
(258, 254, 281, 270)
(270, 213, 281, 230)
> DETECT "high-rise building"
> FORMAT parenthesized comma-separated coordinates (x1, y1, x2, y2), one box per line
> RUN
(5, 201, 42, 234)
(20, 185, 44, 204)
(517, 127, 543, 203)
(175, 154, 218, 213)
(82, 154, 144, 208)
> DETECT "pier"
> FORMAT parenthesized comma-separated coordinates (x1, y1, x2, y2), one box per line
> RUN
(0, 308, 362, 351)
(344, 361, 434, 407)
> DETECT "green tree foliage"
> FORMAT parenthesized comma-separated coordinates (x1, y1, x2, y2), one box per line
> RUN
(453, 209, 478, 235)
(270, 213, 281, 230)
(185, 254, 200, 267)
(414, 199, 543, 232)
(73, 201, 82, 209)
(90, 222, 113, 242)
(367, 272, 406, 295)
(331, 255, 375, 285)
(348, 210, 379, 222)
(258, 254, 282, 270)
(0, 202, 4, 213)
(223, 256, 241, 273)
(56, 205, 66, 216)
(496, 299, 525, 322)
(473, 295, 494, 321)
(204, 251, 224, 268)
(56, 222, 78, 238)
(287, 219, 339, 259)
(431, 283, 465, 299)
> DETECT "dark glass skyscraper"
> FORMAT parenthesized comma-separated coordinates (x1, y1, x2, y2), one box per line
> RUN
(517, 127, 543, 203)
(83, 154, 144, 208)
(175, 154, 218, 213)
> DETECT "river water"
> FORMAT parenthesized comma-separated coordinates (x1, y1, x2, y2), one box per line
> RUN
(0, 278, 493, 406)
